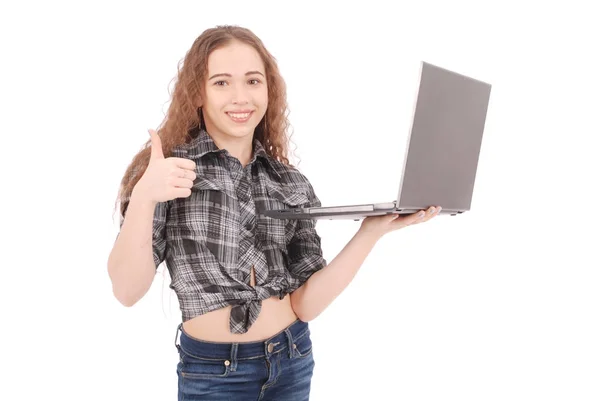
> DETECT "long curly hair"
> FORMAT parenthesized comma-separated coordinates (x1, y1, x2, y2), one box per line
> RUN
(115, 25, 293, 217)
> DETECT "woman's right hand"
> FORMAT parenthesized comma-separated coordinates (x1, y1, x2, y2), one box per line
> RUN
(133, 129, 197, 203)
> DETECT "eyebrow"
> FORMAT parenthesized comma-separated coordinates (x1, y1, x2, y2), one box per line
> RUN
(208, 71, 265, 80)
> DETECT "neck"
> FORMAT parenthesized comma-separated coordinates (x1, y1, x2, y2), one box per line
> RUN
(208, 130, 254, 167)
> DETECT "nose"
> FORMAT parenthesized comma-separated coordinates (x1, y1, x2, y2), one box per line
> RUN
(232, 84, 249, 105)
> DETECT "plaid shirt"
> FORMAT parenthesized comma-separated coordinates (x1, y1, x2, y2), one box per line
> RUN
(120, 129, 327, 334)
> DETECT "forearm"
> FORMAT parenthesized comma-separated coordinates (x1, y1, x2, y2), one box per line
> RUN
(107, 190, 157, 306)
(291, 227, 381, 321)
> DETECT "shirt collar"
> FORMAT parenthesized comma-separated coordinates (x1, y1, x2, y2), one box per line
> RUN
(172, 128, 215, 158)
(178, 128, 280, 176)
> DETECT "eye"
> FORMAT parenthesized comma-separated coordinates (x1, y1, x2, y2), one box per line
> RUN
(214, 80, 228, 86)
(248, 79, 261, 85)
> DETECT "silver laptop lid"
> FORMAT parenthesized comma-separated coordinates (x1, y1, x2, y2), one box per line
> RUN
(396, 61, 492, 212)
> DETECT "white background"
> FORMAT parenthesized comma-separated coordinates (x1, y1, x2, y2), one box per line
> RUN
(1, 1, 599, 400)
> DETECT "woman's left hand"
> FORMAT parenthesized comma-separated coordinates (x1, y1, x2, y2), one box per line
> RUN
(359, 205, 442, 239)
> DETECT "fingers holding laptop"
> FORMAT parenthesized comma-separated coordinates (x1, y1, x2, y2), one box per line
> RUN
(391, 206, 441, 229)
(403, 206, 442, 226)
(360, 205, 441, 237)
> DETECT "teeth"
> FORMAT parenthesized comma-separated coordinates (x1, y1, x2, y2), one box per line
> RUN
(228, 112, 250, 119)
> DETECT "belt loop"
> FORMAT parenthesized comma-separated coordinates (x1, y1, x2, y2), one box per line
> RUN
(174, 323, 182, 351)
(229, 343, 239, 372)
(284, 328, 294, 359)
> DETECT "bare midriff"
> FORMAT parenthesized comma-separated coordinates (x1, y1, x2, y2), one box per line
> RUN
(181, 267, 298, 342)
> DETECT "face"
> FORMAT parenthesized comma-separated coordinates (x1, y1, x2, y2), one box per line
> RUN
(199, 41, 268, 142)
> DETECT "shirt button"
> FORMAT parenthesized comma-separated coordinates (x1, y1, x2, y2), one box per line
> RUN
(245, 222, 254, 231)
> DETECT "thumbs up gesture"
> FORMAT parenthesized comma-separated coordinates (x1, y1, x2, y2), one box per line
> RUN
(133, 129, 197, 203)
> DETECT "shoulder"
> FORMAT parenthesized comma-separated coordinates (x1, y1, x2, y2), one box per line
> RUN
(262, 157, 321, 207)
(266, 157, 314, 190)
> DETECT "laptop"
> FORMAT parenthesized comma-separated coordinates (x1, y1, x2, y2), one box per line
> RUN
(264, 61, 492, 220)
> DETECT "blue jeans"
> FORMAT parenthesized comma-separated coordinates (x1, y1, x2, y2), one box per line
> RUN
(174, 319, 315, 400)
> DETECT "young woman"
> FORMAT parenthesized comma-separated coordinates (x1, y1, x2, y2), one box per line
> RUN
(108, 25, 440, 400)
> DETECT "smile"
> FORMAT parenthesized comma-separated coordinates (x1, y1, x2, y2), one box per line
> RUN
(226, 111, 253, 122)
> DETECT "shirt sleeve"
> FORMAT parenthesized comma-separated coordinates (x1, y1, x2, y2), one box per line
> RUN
(286, 182, 327, 290)
(118, 199, 169, 269)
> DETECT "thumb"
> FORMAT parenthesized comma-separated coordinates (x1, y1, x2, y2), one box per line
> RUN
(148, 129, 164, 160)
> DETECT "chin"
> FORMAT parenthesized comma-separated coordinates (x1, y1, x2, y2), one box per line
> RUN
(222, 121, 259, 138)
(227, 126, 256, 138)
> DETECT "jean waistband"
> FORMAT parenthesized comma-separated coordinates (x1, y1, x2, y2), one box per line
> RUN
(175, 319, 309, 361)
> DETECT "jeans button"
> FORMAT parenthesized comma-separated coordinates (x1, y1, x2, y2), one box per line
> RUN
(267, 343, 274, 353)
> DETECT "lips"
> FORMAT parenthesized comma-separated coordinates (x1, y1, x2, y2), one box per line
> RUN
(226, 110, 253, 123)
